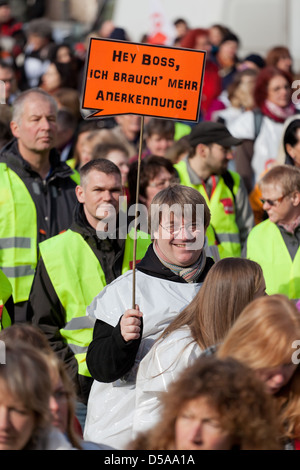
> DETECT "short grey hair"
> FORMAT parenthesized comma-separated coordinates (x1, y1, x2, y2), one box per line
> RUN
(12, 88, 58, 125)
(259, 164, 300, 194)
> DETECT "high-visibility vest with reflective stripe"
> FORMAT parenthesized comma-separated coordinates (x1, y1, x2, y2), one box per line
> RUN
(39, 228, 152, 377)
(0, 163, 79, 303)
(0, 163, 37, 302)
(246, 219, 300, 298)
(174, 160, 241, 258)
(0, 269, 12, 330)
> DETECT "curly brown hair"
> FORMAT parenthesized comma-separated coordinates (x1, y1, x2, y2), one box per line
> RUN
(128, 356, 282, 450)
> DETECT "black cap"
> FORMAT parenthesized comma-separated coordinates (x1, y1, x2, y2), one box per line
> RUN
(0, 1, 9, 6)
(188, 122, 242, 147)
(244, 54, 265, 69)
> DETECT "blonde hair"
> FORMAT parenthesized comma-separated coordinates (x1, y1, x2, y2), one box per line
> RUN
(217, 294, 300, 440)
(258, 164, 300, 195)
(218, 294, 300, 368)
(161, 257, 265, 349)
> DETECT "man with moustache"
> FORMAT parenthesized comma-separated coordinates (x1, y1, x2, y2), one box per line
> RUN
(174, 121, 254, 258)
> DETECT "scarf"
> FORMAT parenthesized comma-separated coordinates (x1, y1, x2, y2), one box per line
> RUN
(261, 99, 295, 123)
(153, 242, 207, 283)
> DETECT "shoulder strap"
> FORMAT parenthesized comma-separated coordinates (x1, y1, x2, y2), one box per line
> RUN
(222, 170, 236, 203)
(253, 108, 263, 140)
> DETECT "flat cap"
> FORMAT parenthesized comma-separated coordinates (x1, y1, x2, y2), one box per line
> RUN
(188, 121, 242, 147)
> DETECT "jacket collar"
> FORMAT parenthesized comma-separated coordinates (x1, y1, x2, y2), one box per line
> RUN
(0, 138, 75, 180)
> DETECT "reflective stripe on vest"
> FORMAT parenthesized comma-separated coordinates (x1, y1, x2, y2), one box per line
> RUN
(0, 163, 37, 302)
(0, 269, 13, 330)
(174, 160, 241, 258)
(246, 219, 300, 298)
(40, 228, 151, 377)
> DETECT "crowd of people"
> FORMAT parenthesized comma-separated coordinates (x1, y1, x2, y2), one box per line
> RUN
(0, 1, 300, 451)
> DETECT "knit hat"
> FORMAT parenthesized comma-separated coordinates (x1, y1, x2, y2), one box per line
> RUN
(188, 122, 242, 147)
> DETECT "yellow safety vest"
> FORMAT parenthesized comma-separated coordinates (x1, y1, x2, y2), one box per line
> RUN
(0, 269, 13, 330)
(174, 160, 241, 258)
(246, 219, 300, 298)
(39, 228, 151, 377)
(0, 163, 79, 303)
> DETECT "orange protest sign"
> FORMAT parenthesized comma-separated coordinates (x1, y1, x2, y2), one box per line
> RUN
(81, 38, 206, 121)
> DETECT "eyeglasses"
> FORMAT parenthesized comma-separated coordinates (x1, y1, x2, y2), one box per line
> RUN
(260, 194, 288, 206)
(159, 222, 202, 235)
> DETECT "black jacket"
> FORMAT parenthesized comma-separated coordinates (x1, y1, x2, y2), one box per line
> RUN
(0, 139, 78, 321)
(86, 246, 214, 383)
(29, 203, 126, 404)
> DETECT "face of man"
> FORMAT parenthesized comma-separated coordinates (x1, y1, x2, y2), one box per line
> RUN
(10, 93, 57, 158)
(76, 170, 122, 231)
(260, 183, 299, 225)
(203, 143, 232, 175)
(154, 211, 204, 267)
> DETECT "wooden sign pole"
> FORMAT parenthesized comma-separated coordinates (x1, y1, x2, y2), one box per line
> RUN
(132, 115, 145, 309)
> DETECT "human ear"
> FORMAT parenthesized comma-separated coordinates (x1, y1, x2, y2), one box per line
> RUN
(286, 143, 296, 160)
(290, 191, 300, 206)
(75, 185, 85, 203)
(10, 120, 20, 138)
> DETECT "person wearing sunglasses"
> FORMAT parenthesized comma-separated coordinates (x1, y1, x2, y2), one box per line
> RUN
(244, 164, 300, 299)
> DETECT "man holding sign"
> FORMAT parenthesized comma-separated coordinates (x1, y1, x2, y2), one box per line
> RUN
(80, 38, 210, 446)
(85, 185, 214, 448)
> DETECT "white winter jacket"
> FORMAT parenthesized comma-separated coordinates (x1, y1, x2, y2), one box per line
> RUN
(132, 326, 202, 437)
(228, 110, 284, 182)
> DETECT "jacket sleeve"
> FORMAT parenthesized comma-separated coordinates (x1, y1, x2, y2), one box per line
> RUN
(234, 139, 255, 194)
(28, 257, 78, 383)
(86, 317, 142, 383)
(4, 295, 14, 324)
